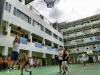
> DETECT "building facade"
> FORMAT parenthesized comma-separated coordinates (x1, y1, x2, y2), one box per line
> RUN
(0, 0, 64, 66)
(58, 14, 100, 63)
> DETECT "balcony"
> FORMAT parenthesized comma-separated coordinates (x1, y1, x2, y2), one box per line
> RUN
(55, 48, 59, 52)
(91, 20, 100, 26)
(47, 46, 52, 51)
(20, 37, 27, 45)
(83, 30, 93, 36)
(75, 32, 84, 37)
(66, 27, 74, 31)
(74, 25, 83, 30)
(35, 42, 42, 48)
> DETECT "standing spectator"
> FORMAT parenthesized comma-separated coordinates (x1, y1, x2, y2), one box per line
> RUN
(55, 55, 59, 65)
(2, 57, 7, 71)
(29, 57, 34, 68)
(7, 54, 11, 69)
(98, 54, 100, 63)
(0, 57, 3, 71)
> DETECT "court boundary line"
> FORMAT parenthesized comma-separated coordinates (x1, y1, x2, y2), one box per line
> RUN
(76, 67, 85, 75)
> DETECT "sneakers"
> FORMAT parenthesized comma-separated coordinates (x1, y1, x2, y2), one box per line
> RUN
(61, 71, 65, 74)
(10, 68, 13, 73)
(65, 71, 69, 74)
(7, 69, 10, 73)
(58, 70, 62, 73)
(30, 71, 32, 75)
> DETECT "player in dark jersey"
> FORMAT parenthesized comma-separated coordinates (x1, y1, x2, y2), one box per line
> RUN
(20, 51, 32, 75)
(62, 48, 69, 74)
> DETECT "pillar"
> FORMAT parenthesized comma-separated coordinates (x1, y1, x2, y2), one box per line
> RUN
(28, 32, 32, 43)
(6, 23, 11, 36)
(51, 42, 54, 48)
(28, 50, 32, 57)
(42, 38, 45, 46)
(58, 45, 60, 49)
(52, 54, 55, 65)
(2, 46, 8, 56)
(42, 53, 46, 66)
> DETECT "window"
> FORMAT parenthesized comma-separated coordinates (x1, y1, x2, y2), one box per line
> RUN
(53, 33, 58, 39)
(45, 28, 52, 36)
(28, 17, 31, 24)
(59, 37, 62, 42)
(5, 2, 11, 12)
(13, 8, 30, 24)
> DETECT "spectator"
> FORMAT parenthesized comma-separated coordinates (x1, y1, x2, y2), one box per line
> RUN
(2, 57, 8, 71)
(0, 57, 3, 71)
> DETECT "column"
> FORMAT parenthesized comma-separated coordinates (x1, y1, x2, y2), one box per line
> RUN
(6, 23, 11, 36)
(51, 42, 54, 48)
(42, 38, 45, 46)
(28, 50, 32, 57)
(28, 32, 32, 43)
(52, 54, 55, 65)
(42, 53, 46, 66)
(58, 45, 60, 49)
(2, 46, 8, 56)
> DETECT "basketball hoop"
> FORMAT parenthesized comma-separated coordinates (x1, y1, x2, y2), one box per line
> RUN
(87, 50, 93, 55)
(44, 0, 56, 8)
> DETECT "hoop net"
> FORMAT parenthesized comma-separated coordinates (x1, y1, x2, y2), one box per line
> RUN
(44, 0, 56, 8)
(87, 50, 93, 55)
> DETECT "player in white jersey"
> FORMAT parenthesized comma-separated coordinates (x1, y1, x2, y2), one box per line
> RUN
(7, 31, 21, 73)
(82, 52, 86, 66)
(58, 46, 63, 73)
(98, 54, 100, 63)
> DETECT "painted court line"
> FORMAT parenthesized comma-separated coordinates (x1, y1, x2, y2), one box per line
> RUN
(76, 67, 85, 75)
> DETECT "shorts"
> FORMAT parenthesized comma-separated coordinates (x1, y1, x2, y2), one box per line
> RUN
(22, 62, 29, 70)
(62, 61, 68, 67)
(82, 58, 86, 61)
(59, 60, 63, 65)
(10, 51, 18, 61)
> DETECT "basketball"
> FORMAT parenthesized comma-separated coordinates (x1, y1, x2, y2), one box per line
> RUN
(17, 26, 21, 30)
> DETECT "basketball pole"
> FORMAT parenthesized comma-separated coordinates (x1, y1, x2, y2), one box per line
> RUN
(0, 0, 6, 32)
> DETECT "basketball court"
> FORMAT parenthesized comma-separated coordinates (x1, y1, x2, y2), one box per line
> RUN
(0, 63, 100, 75)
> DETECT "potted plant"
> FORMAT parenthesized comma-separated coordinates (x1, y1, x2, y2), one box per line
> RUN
(2, 30, 7, 35)
(27, 39, 31, 42)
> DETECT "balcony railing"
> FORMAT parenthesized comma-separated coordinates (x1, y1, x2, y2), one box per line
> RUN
(26, 4, 52, 26)
(20, 37, 27, 44)
(35, 42, 42, 48)
(55, 48, 59, 52)
(47, 46, 52, 50)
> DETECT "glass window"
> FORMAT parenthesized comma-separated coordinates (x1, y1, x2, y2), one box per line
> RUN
(5, 2, 11, 12)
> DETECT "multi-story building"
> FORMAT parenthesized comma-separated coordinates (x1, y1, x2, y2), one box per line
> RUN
(0, 0, 64, 66)
(58, 14, 100, 63)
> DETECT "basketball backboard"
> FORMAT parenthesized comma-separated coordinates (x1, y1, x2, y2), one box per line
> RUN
(25, 0, 34, 5)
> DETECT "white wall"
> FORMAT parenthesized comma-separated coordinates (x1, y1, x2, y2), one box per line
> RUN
(3, 0, 63, 46)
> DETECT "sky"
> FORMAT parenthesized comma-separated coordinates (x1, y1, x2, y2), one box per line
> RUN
(28, 0, 100, 23)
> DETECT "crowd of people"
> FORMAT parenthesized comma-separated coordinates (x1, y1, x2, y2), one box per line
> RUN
(0, 55, 41, 71)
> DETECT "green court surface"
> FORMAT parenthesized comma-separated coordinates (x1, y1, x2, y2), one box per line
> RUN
(0, 63, 100, 75)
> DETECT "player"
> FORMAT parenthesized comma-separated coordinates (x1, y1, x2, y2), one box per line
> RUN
(98, 54, 100, 63)
(82, 52, 86, 66)
(7, 31, 21, 73)
(58, 46, 63, 73)
(21, 51, 32, 75)
(62, 48, 69, 74)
